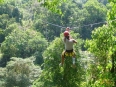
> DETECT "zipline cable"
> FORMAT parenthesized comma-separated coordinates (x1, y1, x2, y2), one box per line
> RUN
(43, 19, 116, 30)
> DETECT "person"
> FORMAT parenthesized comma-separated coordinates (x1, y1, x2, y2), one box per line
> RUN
(60, 28, 77, 67)
(66, 27, 70, 32)
(65, 27, 72, 39)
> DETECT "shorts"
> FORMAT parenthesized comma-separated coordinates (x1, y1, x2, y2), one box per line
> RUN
(62, 49, 75, 57)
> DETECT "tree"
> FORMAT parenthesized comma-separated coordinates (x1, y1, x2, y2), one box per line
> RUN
(1, 28, 47, 66)
(0, 0, 3, 3)
(60, 0, 81, 27)
(84, 0, 116, 86)
(98, 0, 108, 5)
(34, 0, 84, 41)
(85, 25, 114, 87)
(0, 2, 12, 17)
(0, 1, 23, 43)
(0, 14, 9, 29)
(0, 14, 11, 43)
(81, 0, 107, 39)
(108, 0, 116, 27)
(33, 31, 84, 87)
(0, 67, 6, 87)
(107, 0, 116, 86)
(12, 7, 21, 22)
(0, 28, 5, 44)
(4, 57, 41, 87)
(38, 0, 67, 14)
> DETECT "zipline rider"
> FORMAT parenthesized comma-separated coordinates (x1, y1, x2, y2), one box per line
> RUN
(60, 27, 77, 67)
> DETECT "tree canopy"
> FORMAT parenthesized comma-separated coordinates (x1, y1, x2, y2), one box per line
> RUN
(0, 0, 115, 87)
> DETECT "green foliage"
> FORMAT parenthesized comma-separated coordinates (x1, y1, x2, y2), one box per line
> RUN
(0, 13, 17, 43)
(0, 28, 5, 43)
(98, 0, 108, 5)
(0, 0, 111, 86)
(0, 14, 10, 43)
(108, 0, 116, 27)
(85, 24, 115, 86)
(0, 3, 14, 17)
(33, 37, 64, 87)
(85, 25, 114, 57)
(0, 0, 4, 3)
(107, 1, 116, 86)
(0, 67, 6, 87)
(4, 23, 18, 36)
(33, 0, 108, 41)
(33, 32, 84, 87)
(38, 0, 67, 14)
(0, 14, 9, 29)
(84, 0, 116, 85)
(81, 0, 107, 39)
(84, 0, 107, 22)
(4, 57, 41, 87)
(0, 1, 23, 25)
(60, 0, 81, 26)
(12, 7, 21, 22)
(1, 29, 47, 65)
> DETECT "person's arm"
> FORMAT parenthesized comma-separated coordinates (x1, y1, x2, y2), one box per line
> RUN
(73, 39, 77, 43)
(61, 56, 64, 65)
(63, 37, 66, 43)
(66, 27, 70, 31)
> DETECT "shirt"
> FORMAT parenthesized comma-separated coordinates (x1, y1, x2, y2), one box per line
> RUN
(64, 38, 74, 50)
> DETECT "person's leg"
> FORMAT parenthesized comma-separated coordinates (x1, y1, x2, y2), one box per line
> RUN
(61, 50, 65, 66)
(72, 51, 76, 65)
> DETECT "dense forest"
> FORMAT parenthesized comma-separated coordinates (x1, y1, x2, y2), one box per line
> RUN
(0, 0, 116, 87)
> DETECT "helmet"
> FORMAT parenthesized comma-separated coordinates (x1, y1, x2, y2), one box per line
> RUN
(64, 31, 69, 37)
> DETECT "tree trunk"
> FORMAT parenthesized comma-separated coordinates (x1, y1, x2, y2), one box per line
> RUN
(111, 51, 116, 87)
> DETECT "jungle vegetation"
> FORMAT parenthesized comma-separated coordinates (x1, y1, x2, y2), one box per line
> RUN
(1, 0, 116, 87)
